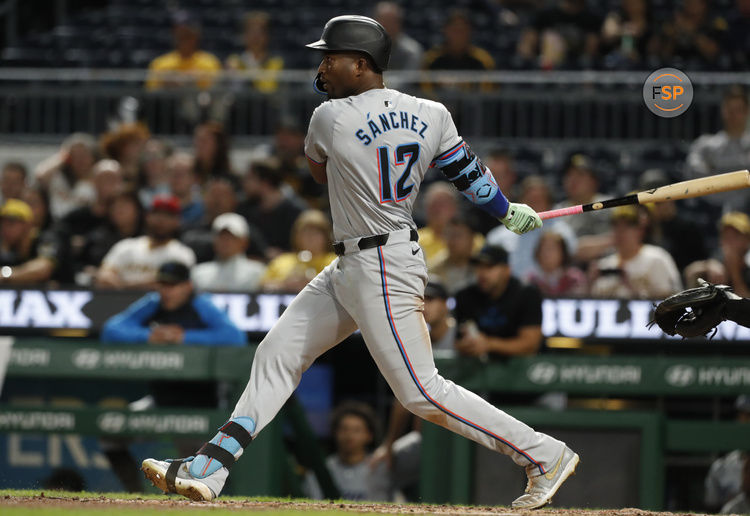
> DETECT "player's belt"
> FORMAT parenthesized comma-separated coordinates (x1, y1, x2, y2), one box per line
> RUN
(333, 228, 418, 256)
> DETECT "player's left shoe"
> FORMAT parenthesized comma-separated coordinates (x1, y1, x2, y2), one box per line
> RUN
(142, 416, 254, 501)
(511, 445, 580, 510)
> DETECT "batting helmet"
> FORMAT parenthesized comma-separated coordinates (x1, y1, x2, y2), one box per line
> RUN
(306, 15, 391, 73)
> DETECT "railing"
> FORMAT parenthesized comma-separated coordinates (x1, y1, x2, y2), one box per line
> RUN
(2, 68, 748, 139)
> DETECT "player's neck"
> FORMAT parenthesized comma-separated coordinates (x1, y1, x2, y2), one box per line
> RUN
(353, 76, 385, 96)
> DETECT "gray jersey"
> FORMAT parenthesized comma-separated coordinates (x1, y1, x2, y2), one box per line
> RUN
(305, 88, 460, 241)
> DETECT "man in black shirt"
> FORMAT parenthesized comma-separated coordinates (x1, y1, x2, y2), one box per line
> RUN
(453, 244, 543, 358)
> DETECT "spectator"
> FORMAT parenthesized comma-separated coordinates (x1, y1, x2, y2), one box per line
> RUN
(721, 455, 750, 514)
(100, 123, 150, 187)
(193, 121, 233, 182)
(516, 0, 602, 69)
(191, 213, 266, 292)
(271, 119, 324, 208)
(58, 160, 124, 252)
(261, 210, 336, 293)
(225, 11, 284, 93)
(685, 85, 750, 214)
(137, 138, 172, 208)
(181, 177, 267, 262)
(453, 244, 543, 358)
(727, 0, 750, 70)
(705, 395, 750, 513)
(428, 215, 479, 295)
(648, 0, 726, 69)
(590, 205, 681, 299)
(639, 169, 708, 272)
(600, 0, 652, 69)
(684, 212, 750, 298)
(418, 182, 482, 264)
(237, 159, 304, 257)
(525, 230, 587, 297)
(166, 152, 204, 228)
(21, 186, 52, 232)
(78, 191, 144, 285)
(423, 281, 457, 352)
(553, 154, 612, 263)
(374, 2, 423, 85)
(422, 9, 495, 93)
(34, 133, 97, 220)
(304, 401, 390, 501)
(95, 195, 196, 289)
(0, 199, 63, 285)
(102, 261, 245, 346)
(488, 175, 577, 280)
(1, 162, 27, 204)
(145, 11, 221, 91)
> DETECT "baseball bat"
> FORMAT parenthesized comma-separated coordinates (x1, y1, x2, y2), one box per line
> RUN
(538, 169, 750, 221)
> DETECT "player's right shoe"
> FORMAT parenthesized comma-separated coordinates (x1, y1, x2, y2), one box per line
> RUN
(511, 445, 580, 510)
(142, 416, 254, 501)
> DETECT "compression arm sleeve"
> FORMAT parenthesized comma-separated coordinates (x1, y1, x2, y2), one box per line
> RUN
(432, 141, 509, 219)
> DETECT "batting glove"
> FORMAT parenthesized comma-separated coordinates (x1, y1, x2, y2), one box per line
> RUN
(500, 203, 543, 235)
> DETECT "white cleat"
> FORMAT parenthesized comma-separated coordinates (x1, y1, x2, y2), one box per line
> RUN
(511, 446, 580, 510)
(141, 457, 227, 502)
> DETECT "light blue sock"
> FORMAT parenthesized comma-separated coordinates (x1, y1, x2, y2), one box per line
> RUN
(189, 416, 255, 478)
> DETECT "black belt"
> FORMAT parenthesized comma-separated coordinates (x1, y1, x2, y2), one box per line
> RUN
(334, 229, 419, 256)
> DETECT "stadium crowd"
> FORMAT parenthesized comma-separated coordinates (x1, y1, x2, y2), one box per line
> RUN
(2, 82, 750, 306)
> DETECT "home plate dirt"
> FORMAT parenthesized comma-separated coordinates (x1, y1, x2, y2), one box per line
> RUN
(1, 494, 706, 516)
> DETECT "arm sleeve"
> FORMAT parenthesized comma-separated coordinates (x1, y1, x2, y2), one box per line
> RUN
(431, 105, 509, 218)
(100, 293, 161, 343)
(183, 294, 247, 347)
(304, 103, 335, 164)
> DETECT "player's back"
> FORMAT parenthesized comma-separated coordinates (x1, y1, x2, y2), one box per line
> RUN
(305, 88, 459, 241)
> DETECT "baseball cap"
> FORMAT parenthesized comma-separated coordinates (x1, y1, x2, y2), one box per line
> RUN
(719, 212, 750, 236)
(151, 195, 180, 215)
(611, 204, 641, 225)
(212, 213, 250, 238)
(565, 153, 597, 178)
(156, 261, 191, 285)
(0, 199, 33, 223)
(424, 282, 448, 300)
(471, 244, 509, 266)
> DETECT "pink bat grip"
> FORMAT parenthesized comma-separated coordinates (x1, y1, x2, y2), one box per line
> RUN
(538, 205, 583, 220)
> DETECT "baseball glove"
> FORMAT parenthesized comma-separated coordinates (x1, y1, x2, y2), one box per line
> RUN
(650, 279, 733, 338)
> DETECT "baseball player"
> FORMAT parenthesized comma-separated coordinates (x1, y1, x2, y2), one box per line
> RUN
(142, 15, 579, 509)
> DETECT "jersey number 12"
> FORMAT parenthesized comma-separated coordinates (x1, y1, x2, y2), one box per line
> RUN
(377, 143, 420, 203)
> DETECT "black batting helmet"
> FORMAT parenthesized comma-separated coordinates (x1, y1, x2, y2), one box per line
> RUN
(306, 15, 391, 73)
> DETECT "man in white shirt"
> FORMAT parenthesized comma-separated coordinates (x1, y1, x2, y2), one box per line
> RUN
(590, 205, 681, 299)
(96, 195, 196, 288)
(191, 213, 266, 292)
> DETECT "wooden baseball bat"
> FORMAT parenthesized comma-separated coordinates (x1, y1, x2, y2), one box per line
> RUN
(538, 169, 750, 221)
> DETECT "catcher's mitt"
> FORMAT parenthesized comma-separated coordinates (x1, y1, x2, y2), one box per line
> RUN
(650, 279, 734, 338)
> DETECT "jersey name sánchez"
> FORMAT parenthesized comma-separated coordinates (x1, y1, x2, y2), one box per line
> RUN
(304, 88, 460, 241)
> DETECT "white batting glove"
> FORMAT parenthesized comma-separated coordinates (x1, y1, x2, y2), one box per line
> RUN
(500, 202, 543, 235)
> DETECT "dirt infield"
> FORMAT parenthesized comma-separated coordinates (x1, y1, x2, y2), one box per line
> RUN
(1, 493, 705, 516)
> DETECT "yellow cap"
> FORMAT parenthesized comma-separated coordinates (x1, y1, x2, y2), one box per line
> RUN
(0, 199, 32, 222)
(611, 204, 640, 224)
(720, 212, 750, 236)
